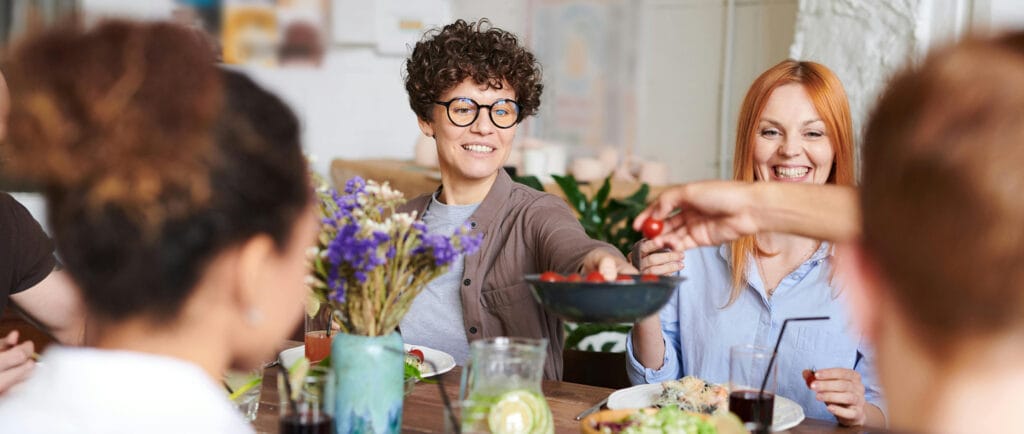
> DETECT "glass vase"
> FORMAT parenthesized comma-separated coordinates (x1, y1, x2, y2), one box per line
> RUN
(331, 331, 403, 434)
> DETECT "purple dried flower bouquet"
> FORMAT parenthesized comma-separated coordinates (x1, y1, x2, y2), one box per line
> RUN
(308, 176, 482, 336)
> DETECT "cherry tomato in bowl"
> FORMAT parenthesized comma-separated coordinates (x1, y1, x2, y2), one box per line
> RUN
(584, 271, 607, 283)
(408, 348, 425, 363)
(539, 271, 564, 282)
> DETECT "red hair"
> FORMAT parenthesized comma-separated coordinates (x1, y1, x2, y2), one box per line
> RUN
(728, 60, 855, 305)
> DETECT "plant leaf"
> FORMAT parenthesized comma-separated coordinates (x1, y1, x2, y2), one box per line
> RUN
(594, 176, 612, 207)
(623, 183, 650, 205)
(551, 174, 587, 214)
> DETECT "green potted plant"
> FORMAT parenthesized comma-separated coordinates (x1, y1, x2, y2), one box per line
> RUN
(515, 174, 649, 388)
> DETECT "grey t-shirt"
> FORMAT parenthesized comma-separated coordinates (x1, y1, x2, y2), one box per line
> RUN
(399, 193, 479, 365)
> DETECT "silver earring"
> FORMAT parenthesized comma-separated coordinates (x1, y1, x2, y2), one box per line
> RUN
(245, 308, 264, 325)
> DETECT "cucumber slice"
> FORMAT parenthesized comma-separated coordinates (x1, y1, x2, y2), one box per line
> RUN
(486, 390, 552, 434)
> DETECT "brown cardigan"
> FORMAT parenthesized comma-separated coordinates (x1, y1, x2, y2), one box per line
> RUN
(398, 170, 623, 380)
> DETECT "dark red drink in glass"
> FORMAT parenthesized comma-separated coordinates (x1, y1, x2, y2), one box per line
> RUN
(279, 413, 333, 434)
(728, 390, 773, 429)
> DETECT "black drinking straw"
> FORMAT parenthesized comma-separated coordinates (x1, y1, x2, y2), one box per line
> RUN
(429, 360, 459, 434)
(753, 316, 830, 431)
(383, 346, 459, 433)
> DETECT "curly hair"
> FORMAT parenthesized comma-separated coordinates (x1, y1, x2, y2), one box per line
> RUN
(404, 18, 542, 123)
(2, 21, 310, 322)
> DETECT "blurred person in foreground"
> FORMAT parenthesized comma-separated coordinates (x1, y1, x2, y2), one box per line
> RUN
(628, 60, 884, 426)
(0, 21, 315, 433)
(400, 18, 634, 380)
(0, 70, 84, 395)
(636, 31, 1024, 433)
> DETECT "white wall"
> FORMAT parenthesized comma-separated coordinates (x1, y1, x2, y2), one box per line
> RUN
(789, 0, 921, 146)
(787, 0, 1024, 167)
(636, 0, 798, 182)
(973, 0, 1024, 32)
(240, 1, 525, 176)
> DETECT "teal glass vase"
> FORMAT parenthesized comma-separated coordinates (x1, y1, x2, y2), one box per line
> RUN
(332, 331, 403, 434)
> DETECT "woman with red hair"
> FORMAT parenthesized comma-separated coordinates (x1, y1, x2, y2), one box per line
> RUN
(627, 60, 884, 427)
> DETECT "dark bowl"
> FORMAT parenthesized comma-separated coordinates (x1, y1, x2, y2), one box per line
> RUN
(524, 274, 684, 323)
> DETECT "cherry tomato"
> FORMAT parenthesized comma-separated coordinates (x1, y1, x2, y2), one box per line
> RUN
(639, 274, 660, 282)
(802, 369, 815, 388)
(408, 349, 425, 363)
(584, 271, 606, 283)
(565, 273, 583, 282)
(539, 271, 564, 282)
(615, 274, 635, 283)
(641, 218, 664, 239)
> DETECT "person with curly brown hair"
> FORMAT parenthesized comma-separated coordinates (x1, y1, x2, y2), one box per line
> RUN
(0, 21, 315, 433)
(398, 19, 634, 380)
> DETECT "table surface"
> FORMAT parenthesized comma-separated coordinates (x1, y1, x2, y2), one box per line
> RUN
(252, 343, 861, 434)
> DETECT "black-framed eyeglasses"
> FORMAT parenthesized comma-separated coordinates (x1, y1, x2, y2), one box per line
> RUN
(434, 97, 521, 129)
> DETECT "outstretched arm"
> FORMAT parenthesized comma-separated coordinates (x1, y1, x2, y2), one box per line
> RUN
(633, 181, 860, 251)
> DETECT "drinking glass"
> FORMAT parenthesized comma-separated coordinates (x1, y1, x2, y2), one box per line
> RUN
(223, 368, 262, 422)
(443, 400, 490, 434)
(304, 304, 335, 363)
(728, 344, 776, 430)
(278, 365, 335, 434)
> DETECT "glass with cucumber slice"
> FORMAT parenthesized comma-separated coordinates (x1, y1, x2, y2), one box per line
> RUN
(463, 389, 553, 434)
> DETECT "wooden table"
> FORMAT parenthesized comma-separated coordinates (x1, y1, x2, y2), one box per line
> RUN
(252, 343, 860, 433)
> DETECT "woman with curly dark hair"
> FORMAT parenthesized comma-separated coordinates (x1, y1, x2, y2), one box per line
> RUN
(0, 21, 315, 433)
(398, 19, 633, 380)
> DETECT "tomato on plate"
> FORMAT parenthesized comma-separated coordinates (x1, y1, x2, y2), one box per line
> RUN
(565, 273, 583, 282)
(584, 271, 606, 283)
(615, 274, 635, 283)
(539, 271, 564, 282)
(641, 218, 664, 239)
(639, 274, 660, 282)
(408, 349, 425, 363)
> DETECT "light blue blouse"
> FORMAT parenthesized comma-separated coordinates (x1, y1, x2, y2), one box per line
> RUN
(625, 243, 885, 422)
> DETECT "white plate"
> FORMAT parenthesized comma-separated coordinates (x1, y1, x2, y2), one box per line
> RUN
(607, 383, 805, 432)
(278, 343, 456, 378)
(403, 344, 456, 377)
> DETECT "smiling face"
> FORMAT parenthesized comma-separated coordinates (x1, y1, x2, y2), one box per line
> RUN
(752, 83, 835, 184)
(419, 78, 517, 189)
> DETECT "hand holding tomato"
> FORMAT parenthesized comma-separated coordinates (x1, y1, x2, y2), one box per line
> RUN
(632, 181, 765, 252)
(810, 368, 871, 426)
